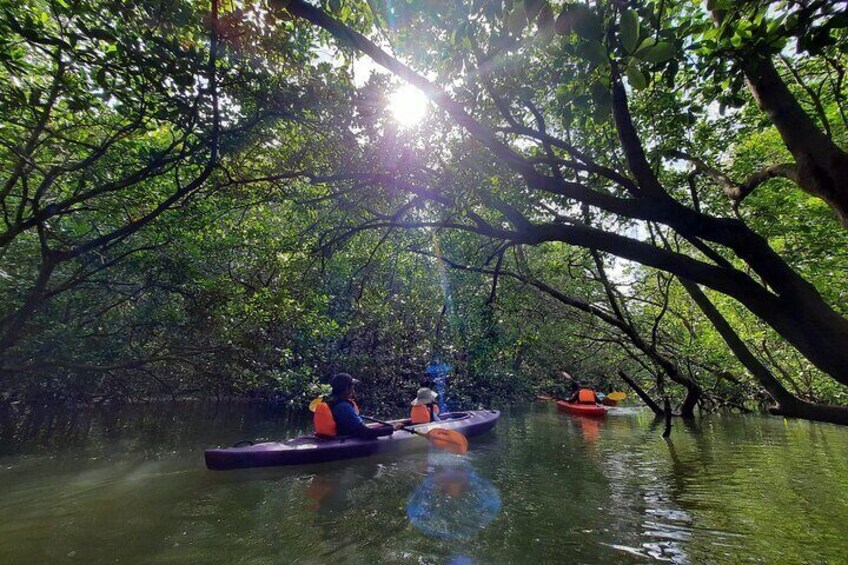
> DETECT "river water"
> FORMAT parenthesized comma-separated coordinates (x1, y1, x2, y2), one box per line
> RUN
(1, 401, 846, 564)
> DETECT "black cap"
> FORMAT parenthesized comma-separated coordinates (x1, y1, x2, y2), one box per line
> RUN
(331, 372, 360, 395)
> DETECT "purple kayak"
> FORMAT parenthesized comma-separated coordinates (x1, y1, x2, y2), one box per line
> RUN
(205, 410, 500, 470)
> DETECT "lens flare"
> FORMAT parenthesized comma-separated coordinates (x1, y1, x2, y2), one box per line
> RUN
(407, 454, 502, 539)
(388, 84, 429, 126)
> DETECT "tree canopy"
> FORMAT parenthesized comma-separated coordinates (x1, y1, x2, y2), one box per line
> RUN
(1, 0, 846, 423)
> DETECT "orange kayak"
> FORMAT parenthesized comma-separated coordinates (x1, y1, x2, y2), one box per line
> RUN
(556, 400, 608, 418)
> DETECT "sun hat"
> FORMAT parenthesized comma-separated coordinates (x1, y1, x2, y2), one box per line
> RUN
(411, 387, 438, 405)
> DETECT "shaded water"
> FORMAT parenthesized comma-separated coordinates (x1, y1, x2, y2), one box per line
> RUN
(1, 402, 847, 564)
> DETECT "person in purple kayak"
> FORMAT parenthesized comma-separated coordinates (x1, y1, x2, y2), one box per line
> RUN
(327, 373, 401, 439)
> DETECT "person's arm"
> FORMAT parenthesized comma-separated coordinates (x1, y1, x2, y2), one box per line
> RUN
(334, 402, 393, 439)
(356, 424, 394, 439)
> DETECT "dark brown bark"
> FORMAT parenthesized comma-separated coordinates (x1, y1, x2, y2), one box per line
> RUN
(668, 150, 798, 210)
(707, 8, 848, 226)
(680, 278, 848, 426)
(743, 55, 848, 226)
(618, 369, 663, 416)
(283, 0, 848, 391)
(0, 259, 56, 356)
(680, 386, 701, 419)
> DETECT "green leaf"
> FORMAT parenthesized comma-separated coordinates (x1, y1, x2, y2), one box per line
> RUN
(620, 9, 640, 53)
(537, 3, 555, 44)
(523, 0, 546, 22)
(626, 63, 648, 90)
(633, 37, 656, 56)
(574, 7, 603, 40)
(593, 98, 611, 122)
(507, 6, 526, 36)
(88, 28, 117, 43)
(636, 41, 675, 63)
(556, 4, 603, 39)
(581, 40, 608, 66)
(555, 4, 575, 35)
(706, 0, 732, 9)
(827, 13, 848, 30)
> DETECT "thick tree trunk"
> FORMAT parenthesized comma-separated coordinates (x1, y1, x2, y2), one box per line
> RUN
(680, 278, 848, 426)
(0, 260, 56, 358)
(662, 395, 672, 438)
(708, 8, 848, 226)
(770, 400, 848, 426)
(743, 56, 848, 227)
(680, 385, 700, 419)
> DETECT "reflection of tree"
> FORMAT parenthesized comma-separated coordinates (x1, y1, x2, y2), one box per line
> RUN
(406, 450, 501, 539)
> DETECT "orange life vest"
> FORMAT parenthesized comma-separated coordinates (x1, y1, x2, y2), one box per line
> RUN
(577, 388, 596, 404)
(313, 399, 359, 437)
(410, 403, 440, 424)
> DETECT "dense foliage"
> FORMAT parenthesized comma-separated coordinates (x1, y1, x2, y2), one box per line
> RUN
(1, 0, 846, 423)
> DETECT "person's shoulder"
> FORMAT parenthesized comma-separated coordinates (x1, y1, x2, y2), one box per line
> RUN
(333, 399, 355, 412)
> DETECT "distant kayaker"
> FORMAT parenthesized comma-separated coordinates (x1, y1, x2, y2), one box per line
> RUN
(314, 373, 401, 439)
(410, 387, 440, 424)
(567, 382, 599, 405)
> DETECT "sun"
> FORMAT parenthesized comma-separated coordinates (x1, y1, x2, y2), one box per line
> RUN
(388, 84, 429, 127)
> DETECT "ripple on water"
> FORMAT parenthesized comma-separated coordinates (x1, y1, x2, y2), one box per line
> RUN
(1, 405, 848, 564)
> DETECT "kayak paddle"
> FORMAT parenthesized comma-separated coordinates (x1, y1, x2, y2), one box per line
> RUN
(607, 391, 627, 401)
(360, 415, 469, 456)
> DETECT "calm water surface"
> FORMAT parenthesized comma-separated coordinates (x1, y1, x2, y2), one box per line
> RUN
(1, 402, 847, 564)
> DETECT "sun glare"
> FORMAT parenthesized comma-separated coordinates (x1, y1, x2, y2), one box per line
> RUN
(388, 84, 429, 127)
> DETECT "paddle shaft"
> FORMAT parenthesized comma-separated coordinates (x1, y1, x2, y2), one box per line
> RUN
(360, 414, 422, 436)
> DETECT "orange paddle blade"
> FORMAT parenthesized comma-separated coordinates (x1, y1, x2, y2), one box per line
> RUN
(422, 428, 469, 455)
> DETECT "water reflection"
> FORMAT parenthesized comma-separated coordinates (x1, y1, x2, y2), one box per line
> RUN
(406, 450, 501, 539)
(576, 415, 601, 442)
(2, 403, 848, 563)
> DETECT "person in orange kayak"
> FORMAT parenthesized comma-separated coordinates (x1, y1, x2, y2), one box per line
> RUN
(410, 386, 440, 424)
(567, 382, 600, 404)
(315, 373, 401, 439)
